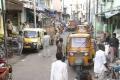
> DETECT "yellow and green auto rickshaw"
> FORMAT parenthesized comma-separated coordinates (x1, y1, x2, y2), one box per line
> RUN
(23, 28, 45, 51)
(66, 33, 95, 66)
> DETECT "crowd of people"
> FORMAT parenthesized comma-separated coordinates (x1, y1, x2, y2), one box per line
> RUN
(50, 32, 120, 80)
(93, 32, 119, 80)
(49, 26, 68, 80)
(7, 19, 120, 80)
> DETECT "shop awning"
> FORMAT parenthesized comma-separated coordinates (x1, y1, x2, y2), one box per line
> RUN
(105, 10, 120, 18)
(6, 0, 23, 11)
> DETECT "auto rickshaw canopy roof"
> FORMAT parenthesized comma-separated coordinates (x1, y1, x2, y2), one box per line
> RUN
(69, 33, 90, 38)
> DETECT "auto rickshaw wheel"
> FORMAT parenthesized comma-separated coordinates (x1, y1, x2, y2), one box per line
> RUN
(40, 45, 43, 49)
(68, 63, 71, 66)
(36, 45, 40, 52)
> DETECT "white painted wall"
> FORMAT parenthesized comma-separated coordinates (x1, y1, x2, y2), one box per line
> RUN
(104, 0, 120, 11)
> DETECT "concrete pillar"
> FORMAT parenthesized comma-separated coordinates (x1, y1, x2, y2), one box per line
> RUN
(0, 15, 4, 35)
(21, 8, 26, 23)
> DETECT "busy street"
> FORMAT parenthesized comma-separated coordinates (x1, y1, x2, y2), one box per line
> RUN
(13, 32, 76, 80)
(0, 0, 120, 80)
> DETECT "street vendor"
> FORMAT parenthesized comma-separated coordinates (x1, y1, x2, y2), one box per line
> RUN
(7, 19, 13, 37)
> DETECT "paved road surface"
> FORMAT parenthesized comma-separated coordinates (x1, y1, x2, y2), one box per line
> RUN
(13, 32, 76, 80)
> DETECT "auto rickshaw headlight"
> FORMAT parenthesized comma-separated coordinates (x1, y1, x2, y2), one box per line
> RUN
(33, 42, 37, 45)
(84, 53, 88, 56)
(69, 52, 74, 56)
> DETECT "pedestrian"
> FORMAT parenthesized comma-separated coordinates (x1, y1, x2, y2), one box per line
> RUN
(94, 44, 109, 80)
(43, 32, 50, 57)
(105, 32, 111, 44)
(57, 38, 63, 53)
(55, 32, 60, 43)
(7, 19, 13, 37)
(109, 33, 119, 58)
(19, 22, 23, 36)
(50, 53, 68, 80)
(104, 42, 110, 63)
(104, 42, 110, 57)
(56, 38, 65, 62)
(109, 46, 115, 63)
(25, 21, 30, 28)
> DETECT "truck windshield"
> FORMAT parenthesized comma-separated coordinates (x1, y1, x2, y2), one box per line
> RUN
(24, 31, 38, 38)
(71, 38, 87, 48)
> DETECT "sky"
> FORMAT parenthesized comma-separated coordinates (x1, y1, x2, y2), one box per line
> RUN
(63, 0, 86, 14)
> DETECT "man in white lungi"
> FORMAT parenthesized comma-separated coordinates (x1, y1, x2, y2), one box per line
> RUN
(50, 53, 68, 80)
(94, 44, 109, 80)
(43, 32, 50, 57)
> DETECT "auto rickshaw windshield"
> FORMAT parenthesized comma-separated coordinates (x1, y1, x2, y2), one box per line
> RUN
(71, 37, 88, 48)
(24, 31, 38, 38)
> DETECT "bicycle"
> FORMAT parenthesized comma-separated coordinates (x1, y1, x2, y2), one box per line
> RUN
(105, 65, 120, 80)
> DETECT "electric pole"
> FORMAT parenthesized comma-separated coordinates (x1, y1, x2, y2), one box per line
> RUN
(1, 0, 8, 60)
(33, 0, 37, 28)
(89, 0, 91, 23)
(63, 0, 64, 20)
(70, 4, 72, 19)
(96, 0, 98, 14)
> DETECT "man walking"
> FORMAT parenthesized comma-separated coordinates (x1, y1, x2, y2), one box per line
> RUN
(56, 38, 66, 62)
(109, 33, 119, 59)
(50, 53, 68, 80)
(94, 44, 109, 80)
(43, 32, 50, 57)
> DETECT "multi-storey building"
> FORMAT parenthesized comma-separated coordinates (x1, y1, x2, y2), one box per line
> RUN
(93, 0, 120, 35)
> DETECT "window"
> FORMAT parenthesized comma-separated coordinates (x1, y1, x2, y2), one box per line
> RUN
(24, 31, 38, 38)
(71, 38, 87, 48)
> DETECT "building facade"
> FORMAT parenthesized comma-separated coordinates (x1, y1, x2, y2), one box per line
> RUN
(92, 0, 120, 37)
(6, 0, 23, 27)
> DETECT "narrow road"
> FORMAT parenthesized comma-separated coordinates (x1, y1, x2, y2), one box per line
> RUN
(13, 32, 76, 80)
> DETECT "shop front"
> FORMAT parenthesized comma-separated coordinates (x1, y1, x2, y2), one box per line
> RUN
(6, 0, 23, 26)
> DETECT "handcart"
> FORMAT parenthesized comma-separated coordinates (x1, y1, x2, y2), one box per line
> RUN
(0, 58, 12, 80)
(0, 37, 12, 80)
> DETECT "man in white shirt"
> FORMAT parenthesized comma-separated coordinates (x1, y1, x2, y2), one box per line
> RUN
(43, 32, 50, 57)
(94, 44, 109, 80)
(50, 53, 68, 80)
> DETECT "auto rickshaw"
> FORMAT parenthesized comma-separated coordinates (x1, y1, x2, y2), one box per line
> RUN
(76, 25, 90, 34)
(23, 28, 45, 51)
(66, 33, 95, 66)
(66, 19, 77, 31)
